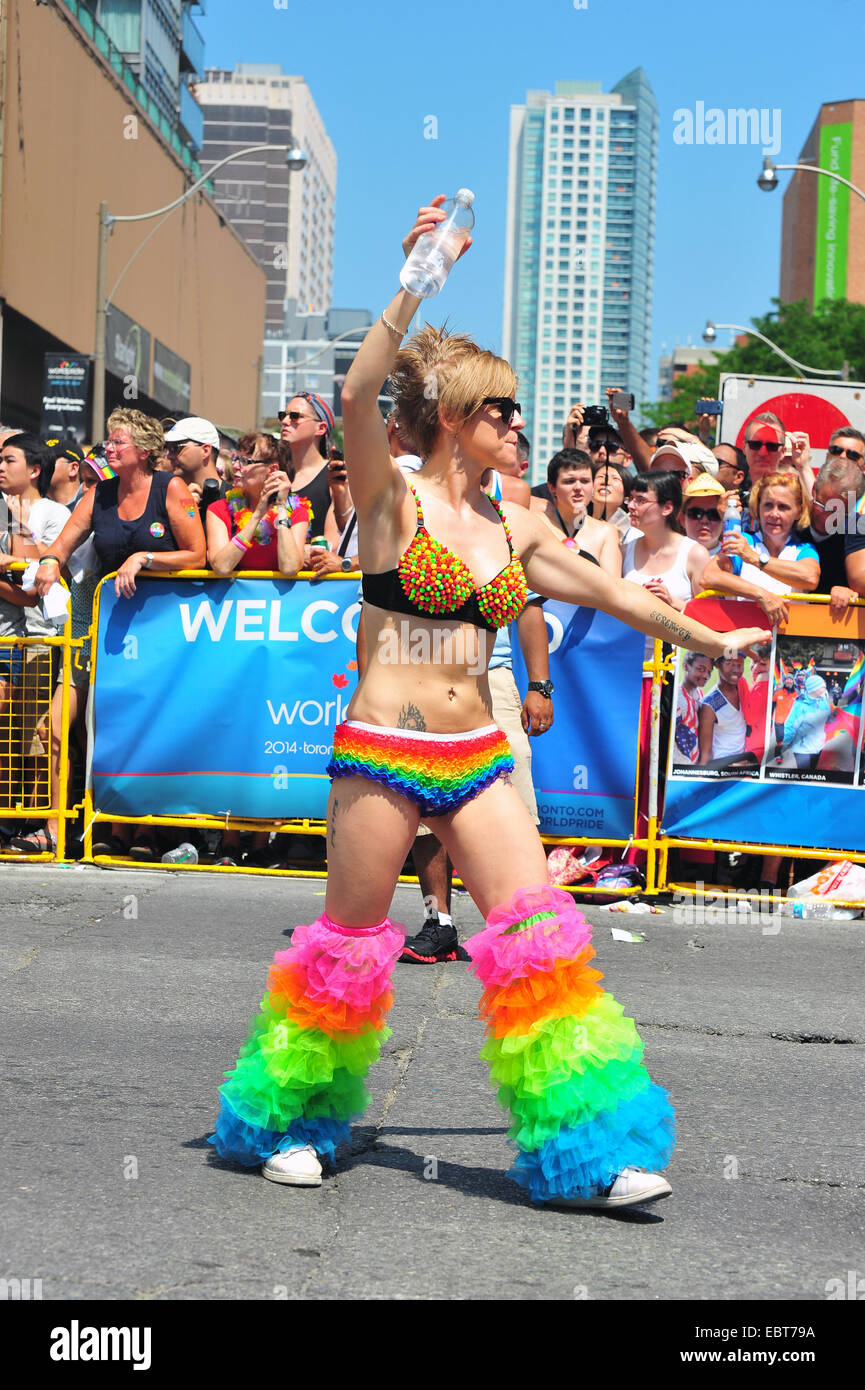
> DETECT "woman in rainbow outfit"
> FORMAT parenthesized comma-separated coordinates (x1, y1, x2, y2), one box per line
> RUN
(209, 200, 770, 1210)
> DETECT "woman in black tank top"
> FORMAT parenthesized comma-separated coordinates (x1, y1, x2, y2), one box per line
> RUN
(34, 408, 206, 599)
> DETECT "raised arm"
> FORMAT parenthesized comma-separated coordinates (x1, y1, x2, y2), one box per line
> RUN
(605, 387, 653, 471)
(342, 199, 455, 515)
(509, 506, 770, 657)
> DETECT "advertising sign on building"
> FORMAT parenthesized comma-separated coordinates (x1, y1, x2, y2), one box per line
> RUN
(105, 304, 151, 393)
(40, 353, 91, 445)
(153, 340, 192, 415)
(814, 121, 852, 305)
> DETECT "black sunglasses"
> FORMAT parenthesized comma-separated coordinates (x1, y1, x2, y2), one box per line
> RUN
(828, 443, 864, 463)
(588, 437, 615, 452)
(481, 397, 521, 427)
(278, 410, 318, 423)
(745, 439, 781, 452)
(685, 506, 721, 523)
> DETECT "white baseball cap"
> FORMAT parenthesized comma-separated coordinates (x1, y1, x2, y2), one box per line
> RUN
(164, 417, 220, 448)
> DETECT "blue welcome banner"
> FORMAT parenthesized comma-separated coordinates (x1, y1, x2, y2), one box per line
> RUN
(91, 576, 360, 819)
(512, 603, 644, 841)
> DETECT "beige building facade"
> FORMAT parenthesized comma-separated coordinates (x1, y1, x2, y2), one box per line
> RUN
(0, 0, 266, 437)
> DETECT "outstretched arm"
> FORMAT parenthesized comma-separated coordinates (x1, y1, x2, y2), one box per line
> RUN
(511, 507, 770, 657)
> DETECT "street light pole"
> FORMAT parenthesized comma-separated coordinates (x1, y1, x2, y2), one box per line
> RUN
(757, 156, 865, 204)
(702, 319, 845, 378)
(91, 143, 308, 441)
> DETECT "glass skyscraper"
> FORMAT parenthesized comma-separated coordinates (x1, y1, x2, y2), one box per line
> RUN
(503, 70, 658, 482)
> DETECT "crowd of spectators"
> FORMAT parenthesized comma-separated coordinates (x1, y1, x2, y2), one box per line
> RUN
(2, 388, 865, 891)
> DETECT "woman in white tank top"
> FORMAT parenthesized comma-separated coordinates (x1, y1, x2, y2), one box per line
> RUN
(622, 471, 710, 660)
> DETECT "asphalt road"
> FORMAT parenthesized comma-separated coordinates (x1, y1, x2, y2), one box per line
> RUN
(1, 864, 863, 1302)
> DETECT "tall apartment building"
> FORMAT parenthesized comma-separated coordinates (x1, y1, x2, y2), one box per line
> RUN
(503, 70, 658, 480)
(198, 65, 336, 327)
(84, 0, 205, 153)
(780, 99, 865, 309)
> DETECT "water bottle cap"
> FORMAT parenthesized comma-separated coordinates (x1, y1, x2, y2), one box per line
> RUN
(455, 188, 475, 205)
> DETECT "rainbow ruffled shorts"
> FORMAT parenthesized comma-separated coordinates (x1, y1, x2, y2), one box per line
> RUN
(326, 720, 514, 817)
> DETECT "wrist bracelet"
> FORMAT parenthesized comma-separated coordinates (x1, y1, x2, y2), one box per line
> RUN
(381, 310, 406, 339)
(231, 535, 251, 552)
(38, 555, 61, 567)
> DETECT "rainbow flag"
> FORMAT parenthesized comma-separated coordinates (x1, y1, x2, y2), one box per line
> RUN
(825, 651, 865, 741)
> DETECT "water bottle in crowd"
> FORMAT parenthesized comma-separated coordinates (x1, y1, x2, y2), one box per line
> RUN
(161, 842, 198, 865)
(722, 496, 743, 576)
(400, 189, 475, 298)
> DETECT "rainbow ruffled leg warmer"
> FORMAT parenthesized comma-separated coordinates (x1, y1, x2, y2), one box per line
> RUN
(466, 885, 675, 1203)
(209, 914, 405, 1166)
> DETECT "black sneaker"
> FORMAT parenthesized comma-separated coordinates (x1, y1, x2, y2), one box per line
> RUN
(399, 915, 461, 964)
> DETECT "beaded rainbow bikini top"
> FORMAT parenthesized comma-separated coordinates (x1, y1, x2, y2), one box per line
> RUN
(362, 482, 528, 632)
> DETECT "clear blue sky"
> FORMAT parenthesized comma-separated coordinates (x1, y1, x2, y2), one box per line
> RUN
(201, 0, 863, 405)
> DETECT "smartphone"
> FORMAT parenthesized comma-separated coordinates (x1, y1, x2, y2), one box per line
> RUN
(695, 399, 723, 416)
(610, 391, 635, 412)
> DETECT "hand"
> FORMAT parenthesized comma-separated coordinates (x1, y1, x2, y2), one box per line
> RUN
(34, 558, 61, 596)
(522, 691, 554, 736)
(718, 626, 774, 658)
(830, 585, 858, 616)
(643, 578, 675, 606)
(402, 195, 472, 262)
(757, 591, 789, 626)
(605, 386, 630, 427)
(115, 552, 147, 598)
(720, 531, 756, 563)
(309, 548, 343, 576)
(788, 431, 811, 471)
(255, 468, 291, 515)
(564, 403, 585, 447)
(659, 425, 701, 445)
(186, 481, 202, 505)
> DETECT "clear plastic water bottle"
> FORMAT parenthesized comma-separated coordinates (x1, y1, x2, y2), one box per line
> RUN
(778, 897, 859, 920)
(400, 189, 475, 298)
(722, 496, 743, 576)
(161, 842, 198, 864)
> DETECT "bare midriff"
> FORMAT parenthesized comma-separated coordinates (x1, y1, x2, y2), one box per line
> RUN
(346, 601, 496, 734)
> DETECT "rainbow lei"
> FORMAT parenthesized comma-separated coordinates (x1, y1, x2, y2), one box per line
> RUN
(226, 487, 277, 544)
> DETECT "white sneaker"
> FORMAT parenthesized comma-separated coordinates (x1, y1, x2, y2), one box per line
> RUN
(262, 1144, 322, 1187)
(550, 1166, 672, 1210)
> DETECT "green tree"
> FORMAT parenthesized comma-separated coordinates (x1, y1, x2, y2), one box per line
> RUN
(642, 298, 865, 429)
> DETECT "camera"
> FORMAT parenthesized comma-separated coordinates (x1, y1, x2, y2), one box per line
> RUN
(695, 399, 723, 416)
(583, 405, 608, 428)
(610, 391, 635, 412)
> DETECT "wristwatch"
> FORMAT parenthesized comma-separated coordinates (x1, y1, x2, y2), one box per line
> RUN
(528, 680, 554, 698)
(758, 554, 769, 569)
(143, 552, 154, 569)
(340, 557, 354, 572)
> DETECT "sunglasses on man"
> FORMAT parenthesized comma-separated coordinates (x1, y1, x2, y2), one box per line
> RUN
(827, 443, 865, 463)
(745, 438, 781, 453)
(278, 409, 318, 424)
(481, 397, 521, 427)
